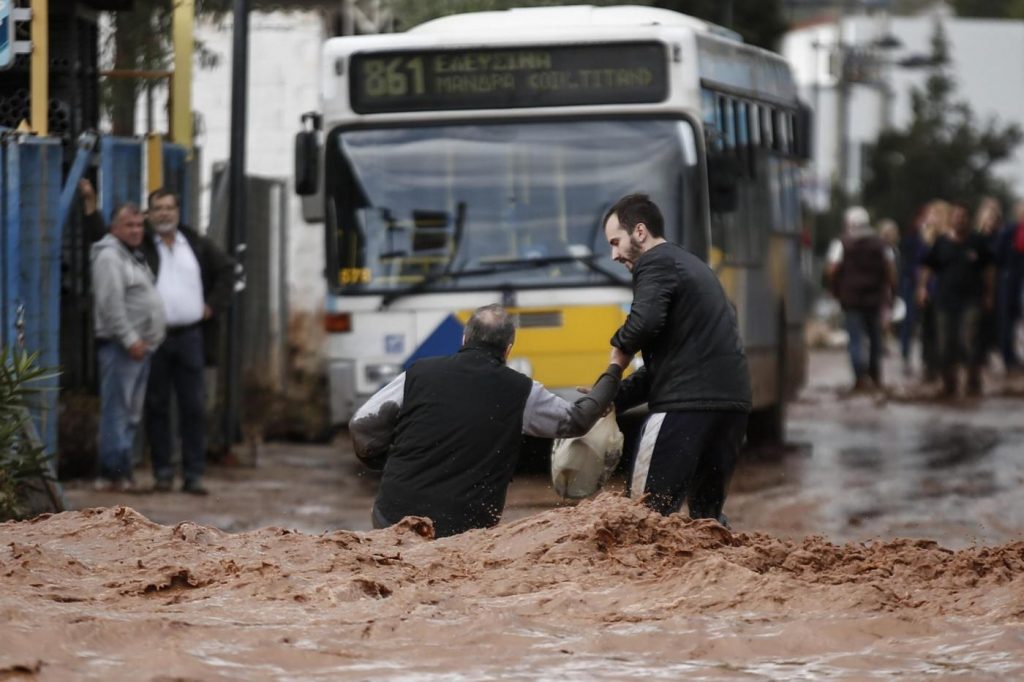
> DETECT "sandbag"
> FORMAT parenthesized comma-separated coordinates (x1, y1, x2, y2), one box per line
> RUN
(551, 413, 624, 499)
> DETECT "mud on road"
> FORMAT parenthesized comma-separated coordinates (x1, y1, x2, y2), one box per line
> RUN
(3, 349, 1023, 678)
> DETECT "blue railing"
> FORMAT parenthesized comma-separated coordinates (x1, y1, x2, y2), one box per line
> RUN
(2, 132, 193, 462)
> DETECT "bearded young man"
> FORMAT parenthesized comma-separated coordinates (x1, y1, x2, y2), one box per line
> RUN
(603, 193, 751, 526)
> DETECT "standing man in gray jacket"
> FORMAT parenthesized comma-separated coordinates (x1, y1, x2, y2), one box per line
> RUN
(91, 203, 166, 491)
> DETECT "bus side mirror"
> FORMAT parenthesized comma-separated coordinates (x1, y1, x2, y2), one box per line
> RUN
(796, 102, 813, 161)
(294, 130, 319, 196)
(708, 154, 740, 213)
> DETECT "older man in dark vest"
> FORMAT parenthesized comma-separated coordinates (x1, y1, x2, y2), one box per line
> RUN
(350, 304, 626, 538)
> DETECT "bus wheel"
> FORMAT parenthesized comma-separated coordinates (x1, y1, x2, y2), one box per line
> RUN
(747, 307, 787, 449)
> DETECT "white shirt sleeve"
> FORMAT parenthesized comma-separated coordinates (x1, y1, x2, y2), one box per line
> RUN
(522, 382, 575, 437)
(352, 372, 406, 423)
(349, 373, 406, 468)
(826, 238, 844, 265)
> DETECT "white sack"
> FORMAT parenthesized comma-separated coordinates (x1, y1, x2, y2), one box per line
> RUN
(551, 413, 624, 499)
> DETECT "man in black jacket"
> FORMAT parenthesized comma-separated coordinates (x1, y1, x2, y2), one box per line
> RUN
(604, 193, 751, 524)
(349, 304, 627, 538)
(142, 188, 234, 495)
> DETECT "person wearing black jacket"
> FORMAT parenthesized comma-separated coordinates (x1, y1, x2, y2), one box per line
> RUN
(604, 193, 751, 525)
(141, 188, 234, 495)
(349, 304, 627, 538)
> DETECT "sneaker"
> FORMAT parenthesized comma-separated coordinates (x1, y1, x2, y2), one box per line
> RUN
(117, 479, 142, 494)
(153, 478, 174, 493)
(182, 480, 209, 496)
(93, 477, 115, 492)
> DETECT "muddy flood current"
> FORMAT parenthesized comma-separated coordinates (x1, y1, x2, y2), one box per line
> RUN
(3, 351, 1024, 679)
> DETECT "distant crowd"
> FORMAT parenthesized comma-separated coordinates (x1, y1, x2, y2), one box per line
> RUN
(826, 198, 1024, 397)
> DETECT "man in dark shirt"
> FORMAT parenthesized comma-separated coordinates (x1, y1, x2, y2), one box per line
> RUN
(349, 304, 627, 538)
(918, 204, 994, 396)
(824, 206, 897, 392)
(604, 193, 751, 525)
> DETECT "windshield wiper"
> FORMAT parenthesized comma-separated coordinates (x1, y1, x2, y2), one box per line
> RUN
(378, 254, 625, 309)
(379, 264, 503, 309)
(483, 254, 624, 285)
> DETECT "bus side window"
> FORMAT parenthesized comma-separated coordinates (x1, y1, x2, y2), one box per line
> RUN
(773, 109, 788, 154)
(701, 88, 719, 147)
(761, 106, 773, 151)
(733, 99, 747, 170)
(719, 95, 735, 152)
(744, 102, 757, 179)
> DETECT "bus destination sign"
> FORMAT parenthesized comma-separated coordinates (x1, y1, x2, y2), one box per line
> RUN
(350, 42, 668, 114)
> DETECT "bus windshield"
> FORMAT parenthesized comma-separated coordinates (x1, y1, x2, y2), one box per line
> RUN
(325, 118, 699, 294)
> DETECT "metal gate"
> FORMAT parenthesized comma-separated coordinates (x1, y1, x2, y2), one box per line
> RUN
(1, 132, 65, 460)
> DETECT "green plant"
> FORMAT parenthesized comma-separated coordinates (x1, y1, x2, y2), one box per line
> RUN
(0, 347, 59, 521)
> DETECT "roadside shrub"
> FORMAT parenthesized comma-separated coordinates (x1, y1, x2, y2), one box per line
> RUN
(0, 347, 58, 520)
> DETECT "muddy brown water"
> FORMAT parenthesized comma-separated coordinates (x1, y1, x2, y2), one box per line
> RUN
(4, 350, 1024, 679)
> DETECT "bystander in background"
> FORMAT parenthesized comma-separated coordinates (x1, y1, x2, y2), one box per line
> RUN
(142, 189, 233, 496)
(918, 204, 994, 397)
(90, 204, 166, 491)
(993, 200, 1024, 375)
(825, 206, 896, 393)
(974, 197, 1004, 365)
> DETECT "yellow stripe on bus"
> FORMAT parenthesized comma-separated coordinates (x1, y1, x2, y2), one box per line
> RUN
(709, 245, 738, 300)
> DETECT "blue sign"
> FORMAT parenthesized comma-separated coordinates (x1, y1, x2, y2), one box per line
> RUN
(384, 333, 405, 355)
(0, 0, 12, 71)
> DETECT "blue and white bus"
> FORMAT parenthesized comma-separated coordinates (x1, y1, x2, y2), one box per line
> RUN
(296, 4, 811, 444)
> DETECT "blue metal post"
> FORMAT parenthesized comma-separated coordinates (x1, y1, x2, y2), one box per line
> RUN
(99, 136, 144, 222)
(0, 134, 7, 348)
(56, 133, 99, 233)
(162, 142, 191, 220)
(3, 135, 63, 464)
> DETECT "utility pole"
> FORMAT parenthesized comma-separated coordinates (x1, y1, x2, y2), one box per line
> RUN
(834, 2, 850, 202)
(876, 5, 894, 132)
(172, 0, 194, 151)
(30, 0, 47, 134)
(224, 0, 249, 454)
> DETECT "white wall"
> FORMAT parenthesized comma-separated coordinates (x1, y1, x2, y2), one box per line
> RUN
(783, 12, 1024, 207)
(192, 11, 326, 318)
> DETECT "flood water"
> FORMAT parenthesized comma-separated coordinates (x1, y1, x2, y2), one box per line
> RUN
(3, 349, 1022, 679)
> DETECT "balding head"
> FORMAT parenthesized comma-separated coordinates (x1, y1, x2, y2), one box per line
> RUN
(462, 304, 516, 358)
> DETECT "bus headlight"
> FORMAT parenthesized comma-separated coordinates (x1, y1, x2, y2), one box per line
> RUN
(365, 362, 402, 385)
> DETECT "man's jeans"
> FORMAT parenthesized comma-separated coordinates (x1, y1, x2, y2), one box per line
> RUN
(844, 307, 882, 384)
(97, 341, 152, 482)
(146, 326, 206, 484)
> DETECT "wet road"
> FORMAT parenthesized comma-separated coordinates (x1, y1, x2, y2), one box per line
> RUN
(63, 350, 1024, 548)
(727, 351, 1024, 548)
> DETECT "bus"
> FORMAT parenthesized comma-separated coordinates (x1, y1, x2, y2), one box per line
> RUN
(295, 4, 810, 446)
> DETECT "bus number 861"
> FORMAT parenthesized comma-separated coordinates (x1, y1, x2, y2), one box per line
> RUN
(362, 57, 426, 97)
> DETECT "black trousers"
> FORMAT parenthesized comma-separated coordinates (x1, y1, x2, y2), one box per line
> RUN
(629, 410, 748, 522)
(146, 325, 206, 483)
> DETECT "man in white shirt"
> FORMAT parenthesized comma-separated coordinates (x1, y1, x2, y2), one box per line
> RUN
(141, 189, 233, 495)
